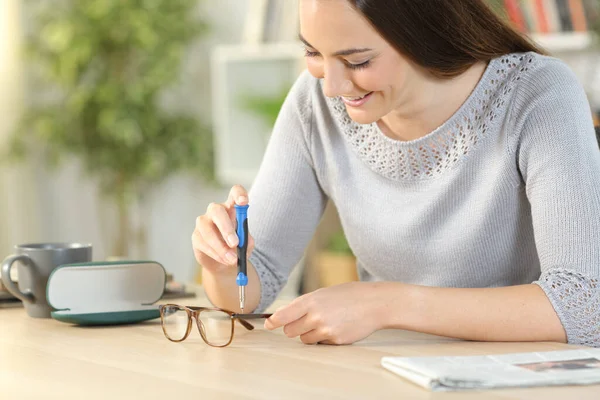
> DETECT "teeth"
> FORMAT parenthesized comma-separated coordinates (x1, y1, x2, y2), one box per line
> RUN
(343, 93, 367, 101)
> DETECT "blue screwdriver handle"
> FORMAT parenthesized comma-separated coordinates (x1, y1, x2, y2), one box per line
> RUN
(235, 204, 249, 287)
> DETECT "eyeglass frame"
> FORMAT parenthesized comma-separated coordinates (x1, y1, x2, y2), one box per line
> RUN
(158, 304, 273, 347)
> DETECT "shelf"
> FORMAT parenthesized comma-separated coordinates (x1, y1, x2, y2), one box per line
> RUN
(530, 32, 593, 52)
(210, 43, 305, 187)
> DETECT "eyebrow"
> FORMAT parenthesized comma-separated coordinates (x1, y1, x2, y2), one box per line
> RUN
(298, 33, 372, 57)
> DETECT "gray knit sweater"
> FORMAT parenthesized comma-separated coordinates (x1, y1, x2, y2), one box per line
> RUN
(247, 51, 600, 347)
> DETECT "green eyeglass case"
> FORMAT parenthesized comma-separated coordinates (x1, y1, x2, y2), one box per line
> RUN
(46, 260, 166, 325)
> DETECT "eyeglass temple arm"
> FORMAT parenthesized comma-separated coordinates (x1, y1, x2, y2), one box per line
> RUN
(234, 313, 273, 331)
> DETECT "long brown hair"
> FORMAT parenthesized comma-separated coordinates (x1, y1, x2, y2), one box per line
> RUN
(346, 0, 547, 78)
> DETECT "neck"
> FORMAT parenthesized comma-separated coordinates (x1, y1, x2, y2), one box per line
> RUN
(378, 61, 488, 142)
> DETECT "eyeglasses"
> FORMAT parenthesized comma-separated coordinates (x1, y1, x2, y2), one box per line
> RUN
(158, 304, 273, 347)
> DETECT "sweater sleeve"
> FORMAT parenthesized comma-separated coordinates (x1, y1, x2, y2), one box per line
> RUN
(247, 70, 328, 312)
(510, 57, 600, 347)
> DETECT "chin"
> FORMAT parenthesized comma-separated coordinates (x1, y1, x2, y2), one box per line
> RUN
(343, 93, 388, 125)
(345, 106, 383, 125)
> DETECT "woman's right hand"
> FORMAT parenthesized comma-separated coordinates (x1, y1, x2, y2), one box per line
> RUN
(191, 185, 255, 274)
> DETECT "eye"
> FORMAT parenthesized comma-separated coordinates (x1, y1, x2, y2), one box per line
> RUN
(303, 46, 371, 70)
(346, 60, 371, 70)
(304, 48, 320, 58)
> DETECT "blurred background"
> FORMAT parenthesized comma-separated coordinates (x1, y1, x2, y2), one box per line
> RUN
(1, 0, 599, 299)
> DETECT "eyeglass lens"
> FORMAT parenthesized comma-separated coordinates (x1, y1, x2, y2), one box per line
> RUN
(197, 310, 234, 346)
(161, 305, 189, 341)
(162, 305, 234, 346)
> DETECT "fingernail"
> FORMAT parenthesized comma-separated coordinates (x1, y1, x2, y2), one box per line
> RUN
(237, 196, 247, 204)
(227, 233, 238, 247)
(226, 251, 237, 263)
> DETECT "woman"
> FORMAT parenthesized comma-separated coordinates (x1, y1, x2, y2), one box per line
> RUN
(192, 0, 600, 346)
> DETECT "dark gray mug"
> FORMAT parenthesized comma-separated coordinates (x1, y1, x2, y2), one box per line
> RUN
(1, 243, 92, 318)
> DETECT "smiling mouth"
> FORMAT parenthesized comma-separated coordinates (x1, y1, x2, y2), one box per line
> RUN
(341, 91, 373, 107)
(341, 92, 372, 101)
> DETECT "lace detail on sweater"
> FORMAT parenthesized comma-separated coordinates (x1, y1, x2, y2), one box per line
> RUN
(535, 269, 600, 347)
(326, 53, 534, 181)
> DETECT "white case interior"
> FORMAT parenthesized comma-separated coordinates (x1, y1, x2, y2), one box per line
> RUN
(47, 262, 165, 315)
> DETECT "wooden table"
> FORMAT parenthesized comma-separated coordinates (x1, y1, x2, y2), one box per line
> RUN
(1, 286, 599, 400)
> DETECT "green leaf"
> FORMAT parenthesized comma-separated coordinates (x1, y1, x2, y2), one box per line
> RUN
(326, 231, 354, 255)
(239, 87, 291, 128)
(42, 21, 75, 53)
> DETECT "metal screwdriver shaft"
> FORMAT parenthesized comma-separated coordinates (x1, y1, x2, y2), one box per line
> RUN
(235, 204, 249, 313)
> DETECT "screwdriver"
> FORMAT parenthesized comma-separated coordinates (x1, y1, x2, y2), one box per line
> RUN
(234, 204, 249, 313)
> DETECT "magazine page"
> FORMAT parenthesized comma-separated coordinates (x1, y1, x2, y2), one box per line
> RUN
(381, 349, 600, 391)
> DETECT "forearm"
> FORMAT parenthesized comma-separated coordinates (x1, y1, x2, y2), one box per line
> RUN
(377, 282, 567, 343)
(201, 261, 261, 313)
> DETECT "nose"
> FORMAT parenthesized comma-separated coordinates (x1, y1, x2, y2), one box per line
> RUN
(322, 64, 353, 98)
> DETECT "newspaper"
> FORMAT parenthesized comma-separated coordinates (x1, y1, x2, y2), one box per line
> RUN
(381, 349, 600, 391)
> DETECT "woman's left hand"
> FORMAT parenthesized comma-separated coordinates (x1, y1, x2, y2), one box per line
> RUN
(264, 281, 386, 345)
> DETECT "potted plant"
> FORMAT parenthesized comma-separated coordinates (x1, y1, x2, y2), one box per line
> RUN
(6, 0, 214, 258)
(315, 230, 358, 288)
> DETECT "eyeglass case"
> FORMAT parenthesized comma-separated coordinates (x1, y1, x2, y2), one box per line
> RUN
(46, 260, 166, 325)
